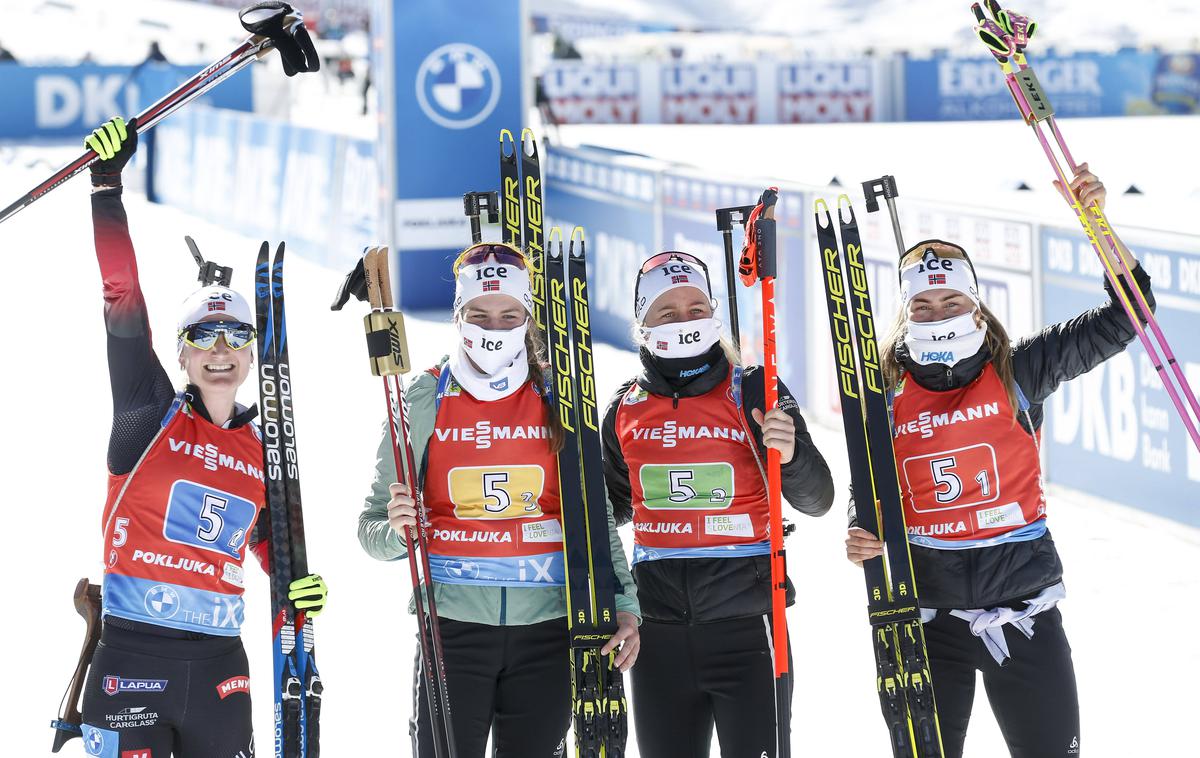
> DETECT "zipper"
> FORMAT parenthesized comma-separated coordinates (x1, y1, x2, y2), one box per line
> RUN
(672, 391, 679, 409)
(680, 560, 692, 622)
(499, 586, 507, 625)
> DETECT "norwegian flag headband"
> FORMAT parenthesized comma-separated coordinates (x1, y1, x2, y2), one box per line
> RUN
(452, 243, 534, 315)
(634, 251, 716, 323)
(899, 240, 981, 308)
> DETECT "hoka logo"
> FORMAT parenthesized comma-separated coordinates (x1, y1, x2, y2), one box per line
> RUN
(907, 522, 966, 537)
(635, 522, 693, 534)
(132, 549, 217, 576)
(168, 438, 264, 481)
(631, 420, 746, 449)
(893, 403, 1001, 440)
(920, 351, 955, 363)
(435, 422, 549, 450)
(433, 529, 513, 543)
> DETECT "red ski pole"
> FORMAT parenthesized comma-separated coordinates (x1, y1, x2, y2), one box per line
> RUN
(739, 186, 789, 757)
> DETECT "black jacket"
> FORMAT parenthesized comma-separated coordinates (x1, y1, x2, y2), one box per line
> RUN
(603, 349, 835, 622)
(878, 265, 1155, 609)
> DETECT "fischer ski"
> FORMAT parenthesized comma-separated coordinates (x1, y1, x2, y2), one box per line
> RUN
(547, 227, 628, 757)
(256, 241, 322, 758)
(334, 246, 458, 757)
(814, 197, 942, 758)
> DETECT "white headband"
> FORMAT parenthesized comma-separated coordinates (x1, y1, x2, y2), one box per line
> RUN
(634, 257, 714, 323)
(453, 259, 533, 314)
(177, 285, 253, 330)
(899, 248, 980, 307)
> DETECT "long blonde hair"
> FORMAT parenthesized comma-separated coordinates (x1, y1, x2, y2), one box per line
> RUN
(880, 243, 1019, 415)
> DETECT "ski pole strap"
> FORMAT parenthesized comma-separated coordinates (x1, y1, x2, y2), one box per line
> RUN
(738, 187, 779, 286)
(364, 311, 410, 377)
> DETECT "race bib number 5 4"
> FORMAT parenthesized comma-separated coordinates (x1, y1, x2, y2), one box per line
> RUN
(639, 462, 735, 510)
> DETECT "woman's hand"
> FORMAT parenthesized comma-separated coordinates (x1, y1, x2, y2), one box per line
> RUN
(752, 407, 795, 464)
(1053, 161, 1106, 211)
(387, 482, 418, 535)
(845, 527, 884, 567)
(602, 611, 641, 672)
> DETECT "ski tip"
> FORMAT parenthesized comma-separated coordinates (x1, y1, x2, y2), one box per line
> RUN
(814, 197, 830, 215)
(520, 127, 539, 157)
(836, 195, 856, 224)
(500, 129, 517, 156)
(548, 226, 563, 244)
(570, 226, 585, 243)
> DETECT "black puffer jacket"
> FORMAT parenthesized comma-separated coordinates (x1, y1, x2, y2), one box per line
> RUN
(602, 348, 835, 623)
(878, 265, 1155, 609)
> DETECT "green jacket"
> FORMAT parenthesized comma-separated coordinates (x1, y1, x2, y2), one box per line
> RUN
(357, 363, 640, 625)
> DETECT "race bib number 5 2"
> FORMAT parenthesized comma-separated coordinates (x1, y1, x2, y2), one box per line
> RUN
(639, 462, 735, 510)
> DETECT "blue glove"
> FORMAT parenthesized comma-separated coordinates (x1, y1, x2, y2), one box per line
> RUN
(288, 573, 328, 618)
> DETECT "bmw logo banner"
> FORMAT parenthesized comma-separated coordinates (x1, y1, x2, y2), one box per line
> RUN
(377, 0, 524, 308)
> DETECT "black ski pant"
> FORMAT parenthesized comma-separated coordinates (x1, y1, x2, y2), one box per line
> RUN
(80, 620, 253, 758)
(925, 607, 1080, 758)
(412, 617, 571, 758)
(632, 614, 792, 758)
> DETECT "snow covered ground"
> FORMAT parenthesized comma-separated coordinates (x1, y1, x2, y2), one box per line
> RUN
(3, 144, 1198, 756)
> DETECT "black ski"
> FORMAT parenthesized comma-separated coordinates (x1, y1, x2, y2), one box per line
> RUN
(520, 129, 547, 333)
(499, 129, 523, 248)
(257, 242, 321, 758)
(814, 198, 942, 758)
(547, 228, 627, 758)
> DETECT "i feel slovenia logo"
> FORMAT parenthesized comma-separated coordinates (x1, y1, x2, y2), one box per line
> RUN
(415, 43, 502, 129)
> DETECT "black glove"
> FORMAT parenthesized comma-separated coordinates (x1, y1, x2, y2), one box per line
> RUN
(240, 2, 320, 77)
(85, 116, 138, 187)
(330, 254, 368, 311)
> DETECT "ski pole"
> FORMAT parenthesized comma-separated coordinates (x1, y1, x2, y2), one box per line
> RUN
(344, 247, 458, 757)
(862, 175, 907, 258)
(739, 187, 790, 758)
(0, 2, 320, 227)
(715, 203, 755, 349)
(971, 2, 1200, 452)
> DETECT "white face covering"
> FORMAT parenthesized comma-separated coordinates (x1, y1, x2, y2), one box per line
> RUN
(904, 310, 987, 367)
(460, 321, 528, 375)
(639, 317, 721, 359)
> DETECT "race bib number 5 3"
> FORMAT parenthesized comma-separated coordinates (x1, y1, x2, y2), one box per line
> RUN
(447, 465, 546, 519)
(639, 462, 735, 510)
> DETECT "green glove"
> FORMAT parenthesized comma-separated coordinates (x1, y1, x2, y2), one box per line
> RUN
(288, 573, 328, 618)
(85, 116, 138, 187)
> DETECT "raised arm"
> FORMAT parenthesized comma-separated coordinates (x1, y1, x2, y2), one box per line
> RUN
(87, 118, 176, 475)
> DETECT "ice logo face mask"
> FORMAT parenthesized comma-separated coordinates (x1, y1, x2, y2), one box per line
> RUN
(904, 310, 986, 367)
(639, 317, 721, 359)
(460, 321, 528, 375)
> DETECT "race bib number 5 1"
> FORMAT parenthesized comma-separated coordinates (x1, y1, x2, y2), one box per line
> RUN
(901, 443, 1000, 513)
(639, 462, 735, 510)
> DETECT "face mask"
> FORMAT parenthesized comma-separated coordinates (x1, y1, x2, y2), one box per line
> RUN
(460, 321, 528, 375)
(904, 310, 986, 367)
(639, 317, 721, 359)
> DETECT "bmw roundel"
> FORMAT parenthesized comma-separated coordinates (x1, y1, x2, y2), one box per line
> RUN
(415, 43, 502, 129)
(144, 584, 181, 620)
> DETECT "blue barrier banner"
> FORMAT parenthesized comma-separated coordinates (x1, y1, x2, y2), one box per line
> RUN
(381, 0, 524, 308)
(153, 108, 376, 271)
(0, 63, 252, 140)
(903, 52, 1168, 121)
(1041, 226, 1200, 526)
(544, 145, 659, 347)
